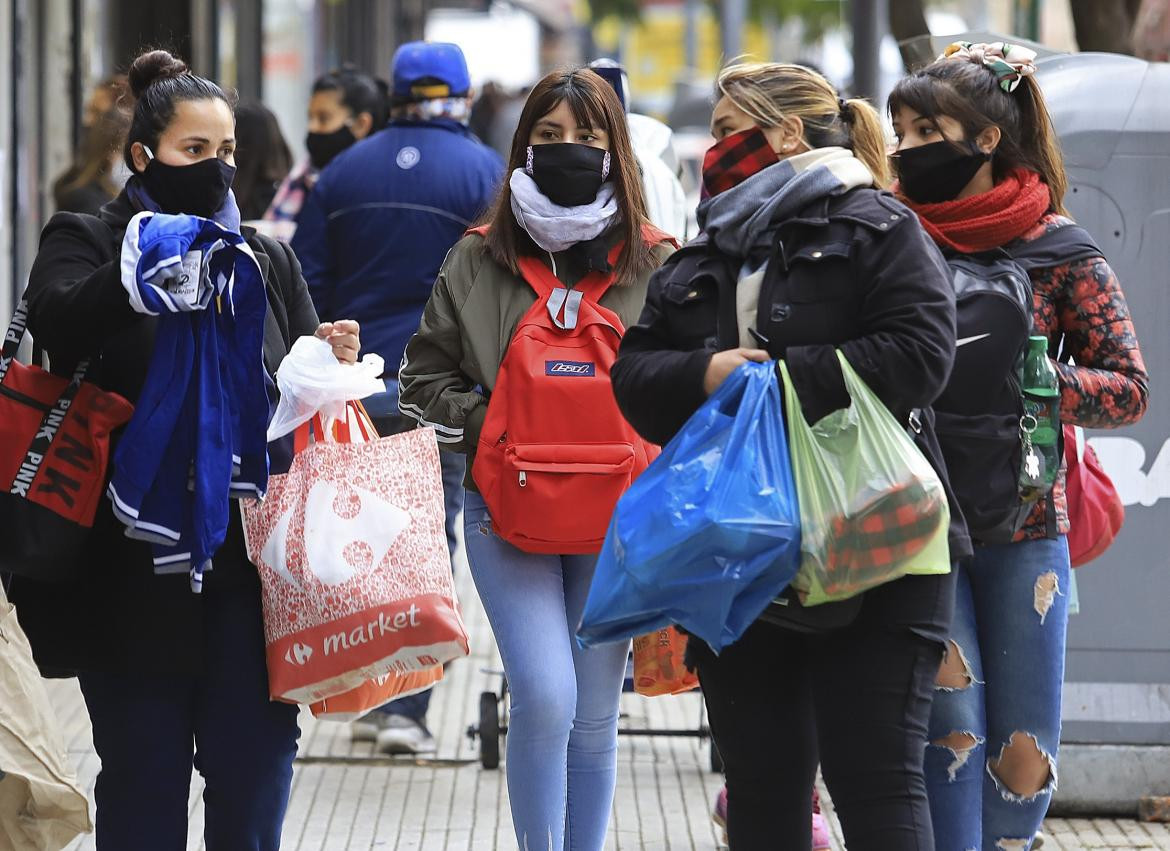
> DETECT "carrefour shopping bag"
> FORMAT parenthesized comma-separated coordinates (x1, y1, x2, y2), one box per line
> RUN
(778, 353, 950, 606)
(578, 361, 801, 652)
(243, 403, 469, 705)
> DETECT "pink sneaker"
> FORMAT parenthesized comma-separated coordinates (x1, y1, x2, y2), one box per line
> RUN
(712, 785, 832, 850)
(811, 812, 831, 850)
(712, 785, 728, 844)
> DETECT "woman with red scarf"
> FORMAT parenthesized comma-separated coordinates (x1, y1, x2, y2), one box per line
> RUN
(890, 43, 1148, 849)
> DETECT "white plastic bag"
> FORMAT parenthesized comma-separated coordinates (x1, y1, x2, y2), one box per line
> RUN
(267, 336, 385, 441)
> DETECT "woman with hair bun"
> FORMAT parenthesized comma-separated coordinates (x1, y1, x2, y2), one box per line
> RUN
(890, 43, 1147, 850)
(9, 48, 362, 849)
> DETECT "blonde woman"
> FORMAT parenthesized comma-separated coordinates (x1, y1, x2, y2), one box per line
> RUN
(612, 62, 967, 850)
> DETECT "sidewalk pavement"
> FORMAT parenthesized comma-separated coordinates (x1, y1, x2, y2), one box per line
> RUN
(47, 547, 1170, 850)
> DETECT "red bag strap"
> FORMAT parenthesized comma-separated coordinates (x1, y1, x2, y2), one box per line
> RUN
(291, 401, 379, 454)
(478, 223, 677, 307)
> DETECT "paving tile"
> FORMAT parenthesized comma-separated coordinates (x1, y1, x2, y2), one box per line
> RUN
(43, 544, 1170, 851)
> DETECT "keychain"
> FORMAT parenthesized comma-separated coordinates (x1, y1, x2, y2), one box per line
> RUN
(1019, 412, 1046, 499)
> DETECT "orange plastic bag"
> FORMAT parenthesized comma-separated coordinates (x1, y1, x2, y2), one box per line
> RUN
(632, 627, 698, 696)
(308, 666, 444, 720)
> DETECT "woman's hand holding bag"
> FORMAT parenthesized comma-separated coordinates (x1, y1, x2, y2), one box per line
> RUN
(779, 352, 951, 606)
(577, 360, 801, 653)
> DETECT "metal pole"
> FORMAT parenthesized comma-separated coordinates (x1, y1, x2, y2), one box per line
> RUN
(1014, 0, 1042, 41)
(851, 0, 887, 101)
(685, 0, 699, 69)
(721, 0, 746, 62)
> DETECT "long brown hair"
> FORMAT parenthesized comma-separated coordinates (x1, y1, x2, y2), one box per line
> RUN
(481, 68, 654, 285)
(55, 103, 131, 203)
(716, 61, 892, 188)
(888, 58, 1068, 214)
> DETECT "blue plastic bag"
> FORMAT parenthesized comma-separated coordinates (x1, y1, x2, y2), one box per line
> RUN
(577, 361, 801, 652)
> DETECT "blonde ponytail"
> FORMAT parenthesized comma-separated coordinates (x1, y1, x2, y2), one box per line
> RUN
(841, 97, 891, 187)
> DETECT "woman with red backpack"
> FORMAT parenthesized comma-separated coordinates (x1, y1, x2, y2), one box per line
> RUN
(889, 43, 1148, 849)
(397, 68, 674, 850)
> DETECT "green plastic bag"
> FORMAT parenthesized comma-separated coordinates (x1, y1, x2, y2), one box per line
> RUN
(779, 353, 951, 605)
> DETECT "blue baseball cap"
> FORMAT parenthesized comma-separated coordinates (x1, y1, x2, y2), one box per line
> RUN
(392, 41, 471, 101)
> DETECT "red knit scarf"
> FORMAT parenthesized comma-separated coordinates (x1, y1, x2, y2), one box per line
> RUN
(897, 168, 1052, 254)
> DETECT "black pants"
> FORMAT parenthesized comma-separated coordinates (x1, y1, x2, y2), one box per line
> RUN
(78, 588, 300, 850)
(692, 571, 954, 851)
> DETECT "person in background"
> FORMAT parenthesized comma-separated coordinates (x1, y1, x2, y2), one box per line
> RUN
(53, 101, 132, 216)
(292, 41, 503, 756)
(590, 58, 690, 241)
(11, 48, 361, 849)
(80, 74, 129, 134)
(611, 61, 966, 850)
(261, 65, 387, 241)
(889, 42, 1147, 850)
(398, 67, 674, 851)
(233, 100, 293, 222)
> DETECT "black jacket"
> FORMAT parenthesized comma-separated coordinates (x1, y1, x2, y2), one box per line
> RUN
(8, 191, 319, 676)
(612, 186, 972, 562)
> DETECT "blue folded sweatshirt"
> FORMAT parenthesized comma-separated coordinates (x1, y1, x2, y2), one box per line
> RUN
(109, 209, 270, 591)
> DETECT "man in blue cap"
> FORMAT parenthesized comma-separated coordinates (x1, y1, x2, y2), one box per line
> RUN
(293, 42, 504, 756)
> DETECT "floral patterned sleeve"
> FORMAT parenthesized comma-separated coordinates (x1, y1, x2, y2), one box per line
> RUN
(1032, 254, 1149, 429)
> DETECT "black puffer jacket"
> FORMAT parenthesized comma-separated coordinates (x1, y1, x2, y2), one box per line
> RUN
(612, 186, 972, 562)
(8, 191, 319, 676)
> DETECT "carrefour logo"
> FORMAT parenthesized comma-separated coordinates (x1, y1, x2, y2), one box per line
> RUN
(285, 642, 314, 666)
(545, 360, 595, 377)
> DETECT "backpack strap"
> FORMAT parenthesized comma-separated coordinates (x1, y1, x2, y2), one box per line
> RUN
(1009, 223, 1103, 271)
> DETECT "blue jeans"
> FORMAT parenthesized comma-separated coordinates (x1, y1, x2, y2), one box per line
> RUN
(367, 381, 465, 724)
(464, 491, 629, 851)
(78, 589, 300, 850)
(925, 536, 1070, 851)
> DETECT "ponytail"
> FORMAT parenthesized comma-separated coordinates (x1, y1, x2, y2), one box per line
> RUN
(1015, 76, 1068, 214)
(841, 97, 891, 188)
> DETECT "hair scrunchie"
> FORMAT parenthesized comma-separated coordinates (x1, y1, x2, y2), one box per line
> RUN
(941, 41, 1038, 93)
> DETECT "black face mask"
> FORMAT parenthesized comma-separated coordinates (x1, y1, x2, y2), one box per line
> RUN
(894, 140, 991, 204)
(306, 125, 357, 170)
(140, 147, 236, 218)
(526, 143, 612, 207)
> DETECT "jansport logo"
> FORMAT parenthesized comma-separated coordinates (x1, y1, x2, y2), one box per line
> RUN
(545, 360, 596, 377)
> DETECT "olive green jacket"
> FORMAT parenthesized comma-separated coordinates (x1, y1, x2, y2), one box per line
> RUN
(398, 229, 675, 489)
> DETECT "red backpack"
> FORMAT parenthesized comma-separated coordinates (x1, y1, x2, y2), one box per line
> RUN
(470, 225, 672, 554)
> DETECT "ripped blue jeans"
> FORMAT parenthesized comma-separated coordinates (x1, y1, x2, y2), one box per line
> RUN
(925, 536, 1070, 851)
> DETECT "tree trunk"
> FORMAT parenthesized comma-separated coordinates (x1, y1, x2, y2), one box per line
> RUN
(1069, 0, 1137, 54)
(889, 0, 934, 70)
(1134, 0, 1170, 60)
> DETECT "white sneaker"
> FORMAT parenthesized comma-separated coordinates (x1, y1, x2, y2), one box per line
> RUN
(350, 711, 397, 743)
(1033, 831, 1046, 848)
(375, 714, 437, 755)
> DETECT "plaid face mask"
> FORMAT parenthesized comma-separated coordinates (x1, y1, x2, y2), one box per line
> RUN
(701, 126, 780, 198)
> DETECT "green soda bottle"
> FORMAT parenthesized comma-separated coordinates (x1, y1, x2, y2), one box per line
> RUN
(1019, 335, 1061, 500)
